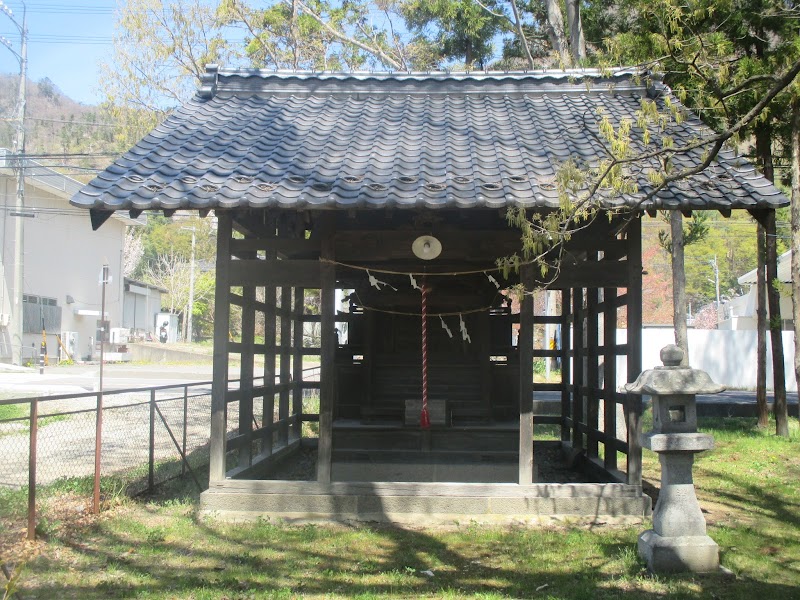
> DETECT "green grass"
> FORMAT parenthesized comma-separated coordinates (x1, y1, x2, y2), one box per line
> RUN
(3, 416, 800, 599)
(0, 403, 27, 421)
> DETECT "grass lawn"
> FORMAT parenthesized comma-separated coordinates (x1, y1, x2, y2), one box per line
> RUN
(1, 414, 799, 599)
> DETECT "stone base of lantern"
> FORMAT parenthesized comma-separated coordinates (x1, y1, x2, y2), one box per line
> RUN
(638, 529, 719, 573)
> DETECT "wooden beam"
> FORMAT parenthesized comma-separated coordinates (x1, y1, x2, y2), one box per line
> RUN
(228, 259, 321, 288)
(292, 287, 305, 442)
(229, 292, 291, 317)
(518, 264, 535, 485)
(560, 289, 572, 443)
(231, 237, 320, 258)
(209, 214, 232, 482)
(572, 288, 585, 452)
(334, 230, 520, 262)
(586, 279, 600, 459)
(262, 223, 278, 457)
(551, 260, 629, 288)
(363, 310, 375, 416)
(238, 248, 257, 470)
(232, 210, 273, 239)
(626, 216, 643, 486)
(279, 286, 292, 446)
(479, 311, 491, 419)
(317, 215, 336, 483)
(603, 286, 619, 472)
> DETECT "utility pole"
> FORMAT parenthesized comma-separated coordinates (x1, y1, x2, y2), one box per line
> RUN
(1, 0, 27, 365)
(181, 226, 196, 343)
(710, 255, 721, 319)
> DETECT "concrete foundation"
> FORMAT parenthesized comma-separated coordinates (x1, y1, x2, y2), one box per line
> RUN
(200, 480, 652, 525)
(638, 530, 720, 573)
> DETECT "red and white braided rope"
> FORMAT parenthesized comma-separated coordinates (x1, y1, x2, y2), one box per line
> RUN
(420, 277, 430, 429)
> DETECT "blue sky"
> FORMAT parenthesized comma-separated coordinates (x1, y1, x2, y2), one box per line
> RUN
(0, 0, 115, 105)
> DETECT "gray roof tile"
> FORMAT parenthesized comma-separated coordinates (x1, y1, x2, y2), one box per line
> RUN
(72, 67, 789, 214)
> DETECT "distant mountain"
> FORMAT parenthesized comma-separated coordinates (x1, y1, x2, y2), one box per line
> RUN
(0, 73, 122, 182)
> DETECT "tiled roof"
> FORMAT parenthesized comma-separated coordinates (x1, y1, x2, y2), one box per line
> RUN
(71, 66, 788, 216)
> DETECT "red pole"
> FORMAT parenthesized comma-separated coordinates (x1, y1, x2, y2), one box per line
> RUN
(420, 278, 430, 429)
(27, 398, 38, 540)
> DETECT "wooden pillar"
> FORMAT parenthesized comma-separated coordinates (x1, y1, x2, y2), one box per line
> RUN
(518, 264, 534, 484)
(279, 285, 292, 446)
(765, 210, 788, 434)
(238, 250, 256, 469)
(603, 286, 618, 472)
(560, 288, 572, 443)
(571, 287, 585, 451)
(362, 310, 375, 416)
(262, 219, 277, 457)
(479, 311, 491, 418)
(317, 216, 336, 483)
(586, 283, 599, 458)
(292, 287, 304, 441)
(209, 213, 232, 482)
(626, 216, 643, 485)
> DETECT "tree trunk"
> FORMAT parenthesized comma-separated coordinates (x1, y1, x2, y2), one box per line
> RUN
(755, 124, 774, 428)
(756, 222, 769, 428)
(564, 0, 586, 63)
(670, 211, 689, 366)
(543, 0, 569, 65)
(291, 0, 300, 69)
(765, 210, 788, 437)
(791, 98, 800, 416)
(509, 0, 535, 69)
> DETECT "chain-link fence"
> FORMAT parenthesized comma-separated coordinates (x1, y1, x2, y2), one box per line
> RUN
(0, 381, 218, 498)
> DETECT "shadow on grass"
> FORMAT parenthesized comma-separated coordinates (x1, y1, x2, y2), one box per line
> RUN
(13, 417, 800, 599)
(24, 512, 800, 599)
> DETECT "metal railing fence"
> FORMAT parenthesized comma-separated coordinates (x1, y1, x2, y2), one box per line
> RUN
(0, 379, 229, 538)
(0, 367, 323, 539)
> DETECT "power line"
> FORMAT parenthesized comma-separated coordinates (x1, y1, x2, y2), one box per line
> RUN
(0, 32, 112, 44)
(0, 2, 115, 14)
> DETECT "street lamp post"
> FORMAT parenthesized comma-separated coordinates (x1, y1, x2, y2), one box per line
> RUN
(1, 0, 27, 365)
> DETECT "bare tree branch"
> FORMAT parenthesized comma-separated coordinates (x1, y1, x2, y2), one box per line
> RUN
(508, 0, 535, 69)
(293, 0, 404, 69)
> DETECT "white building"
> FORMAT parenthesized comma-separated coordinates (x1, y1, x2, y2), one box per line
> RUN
(0, 150, 141, 363)
(122, 277, 165, 340)
(720, 250, 793, 331)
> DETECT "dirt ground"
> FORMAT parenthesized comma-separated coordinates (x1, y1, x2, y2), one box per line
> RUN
(0, 390, 216, 489)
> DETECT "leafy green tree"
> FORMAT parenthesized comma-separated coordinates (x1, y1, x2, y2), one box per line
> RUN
(400, 0, 504, 68)
(139, 216, 216, 277)
(599, 0, 799, 436)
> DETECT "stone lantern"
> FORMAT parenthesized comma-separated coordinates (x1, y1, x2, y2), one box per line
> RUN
(625, 344, 724, 573)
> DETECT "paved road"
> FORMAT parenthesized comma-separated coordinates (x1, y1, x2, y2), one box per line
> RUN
(0, 362, 223, 396)
(1, 363, 796, 413)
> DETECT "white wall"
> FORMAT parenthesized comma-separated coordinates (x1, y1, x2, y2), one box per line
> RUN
(615, 328, 797, 393)
(1, 166, 129, 362)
